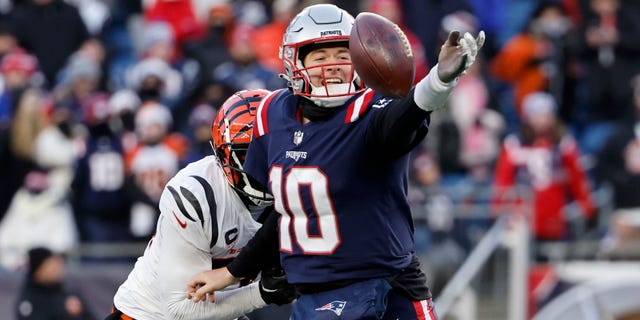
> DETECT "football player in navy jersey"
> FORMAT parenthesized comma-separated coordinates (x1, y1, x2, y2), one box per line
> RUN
(104, 90, 295, 320)
(188, 3, 484, 320)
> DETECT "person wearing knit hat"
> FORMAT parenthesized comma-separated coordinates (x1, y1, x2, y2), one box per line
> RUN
(26, 247, 54, 278)
(1, 49, 39, 90)
(492, 91, 597, 243)
(15, 246, 89, 319)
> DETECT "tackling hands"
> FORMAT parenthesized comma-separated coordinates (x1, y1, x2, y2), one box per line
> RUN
(187, 267, 297, 306)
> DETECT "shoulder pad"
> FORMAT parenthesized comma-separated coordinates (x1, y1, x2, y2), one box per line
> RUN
(344, 89, 376, 123)
(254, 89, 285, 138)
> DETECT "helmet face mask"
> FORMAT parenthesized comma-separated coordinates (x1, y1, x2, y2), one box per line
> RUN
(211, 89, 273, 210)
(280, 4, 364, 107)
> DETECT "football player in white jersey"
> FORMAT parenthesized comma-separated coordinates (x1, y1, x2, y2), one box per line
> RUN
(105, 89, 296, 320)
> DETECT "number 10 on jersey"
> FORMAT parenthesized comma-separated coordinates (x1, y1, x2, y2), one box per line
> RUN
(269, 166, 341, 254)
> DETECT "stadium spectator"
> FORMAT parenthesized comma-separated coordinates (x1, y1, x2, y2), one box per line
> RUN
(11, 0, 90, 88)
(138, 21, 175, 62)
(124, 102, 186, 239)
(490, 1, 578, 119)
(0, 50, 39, 218)
(184, 103, 217, 165)
(53, 53, 102, 125)
(251, 0, 298, 73)
(575, 0, 640, 155)
(595, 75, 640, 210)
(407, 151, 465, 292)
(212, 23, 285, 92)
(71, 93, 132, 244)
(180, 3, 234, 131)
(0, 20, 18, 61)
(187, 4, 483, 319)
(125, 57, 183, 108)
(0, 92, 79, 270)
(0, 85, 46, 226)
(143, 0, 205, 52)
(182, 3, 234, 91)
(105, 89, 295, 319)
(108, 89, 141, 153)
(15, 247, 91, 320)
(491, 92, 597, 244)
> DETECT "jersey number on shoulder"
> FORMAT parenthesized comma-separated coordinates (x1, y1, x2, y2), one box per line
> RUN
(269, 166, 341, 254)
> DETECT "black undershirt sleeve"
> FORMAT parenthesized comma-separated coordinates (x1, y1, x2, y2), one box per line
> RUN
(226, 209, 280, 280)
(367, 88, 432, 159)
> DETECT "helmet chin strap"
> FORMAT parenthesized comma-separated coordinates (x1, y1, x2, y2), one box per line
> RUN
(308, 83, 356, 107)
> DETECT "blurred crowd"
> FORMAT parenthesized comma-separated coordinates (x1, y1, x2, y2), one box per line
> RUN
(0, 0, 639, 292)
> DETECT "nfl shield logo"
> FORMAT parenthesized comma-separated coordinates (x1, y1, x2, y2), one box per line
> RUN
(293, 130, 304, 145)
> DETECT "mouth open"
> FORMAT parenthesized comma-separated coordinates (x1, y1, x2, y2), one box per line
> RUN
(322, 78, 343, 85)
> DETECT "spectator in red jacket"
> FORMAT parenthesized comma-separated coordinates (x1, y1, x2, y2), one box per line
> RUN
(491, 91, 597, 241)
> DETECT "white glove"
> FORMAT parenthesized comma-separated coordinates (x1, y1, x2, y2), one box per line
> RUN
(437, 30, 486, 83)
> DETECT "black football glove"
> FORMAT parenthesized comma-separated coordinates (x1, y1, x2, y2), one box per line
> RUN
(258, 267, 297, 305)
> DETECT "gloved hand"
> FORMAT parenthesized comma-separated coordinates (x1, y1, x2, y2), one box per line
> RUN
(437, 30, 486, 83)
(258, 267, 297, 305)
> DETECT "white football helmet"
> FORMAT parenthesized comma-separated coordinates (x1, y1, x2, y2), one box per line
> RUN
(280, 4, 364, 107)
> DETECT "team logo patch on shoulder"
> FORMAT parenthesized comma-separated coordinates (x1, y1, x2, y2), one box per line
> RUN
(372, 97, 393, 109)
(293, 130, 304, 145)
(315, 301, 346, 316)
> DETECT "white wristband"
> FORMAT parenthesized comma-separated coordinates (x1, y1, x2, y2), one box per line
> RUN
(413, 64, 457, 112)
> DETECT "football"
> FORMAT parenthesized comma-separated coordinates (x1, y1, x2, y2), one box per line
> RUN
(349, 12, 415, 98)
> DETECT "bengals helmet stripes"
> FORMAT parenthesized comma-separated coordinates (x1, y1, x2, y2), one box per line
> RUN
(211, 89, 273, 210)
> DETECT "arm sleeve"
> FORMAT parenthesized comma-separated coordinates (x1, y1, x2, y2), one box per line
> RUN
(412, 63, 457, 112)
(227, 209, 280, 279)
(157, 215, 267, 320)
(367, 64, 457, 158)
(367, 91, 431, 158)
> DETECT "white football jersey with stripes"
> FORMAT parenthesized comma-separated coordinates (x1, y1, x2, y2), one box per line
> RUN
(113, 156, 265, 319)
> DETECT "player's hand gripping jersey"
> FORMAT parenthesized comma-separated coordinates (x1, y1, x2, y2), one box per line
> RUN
(111, 89, 287, 320)
(113, 156, 265, 319)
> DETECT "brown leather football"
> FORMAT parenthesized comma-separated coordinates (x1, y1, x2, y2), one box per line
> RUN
(349, 12, 415, 98)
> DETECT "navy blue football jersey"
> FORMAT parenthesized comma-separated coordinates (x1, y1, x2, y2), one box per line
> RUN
(244, 88, 424, 284)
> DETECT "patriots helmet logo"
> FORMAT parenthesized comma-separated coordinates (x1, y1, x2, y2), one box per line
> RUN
(315, 300, 347, 316)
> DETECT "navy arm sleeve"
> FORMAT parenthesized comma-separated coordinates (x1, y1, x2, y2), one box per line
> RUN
(367, 88, 432, 158)
(226, 209, 280, 279)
